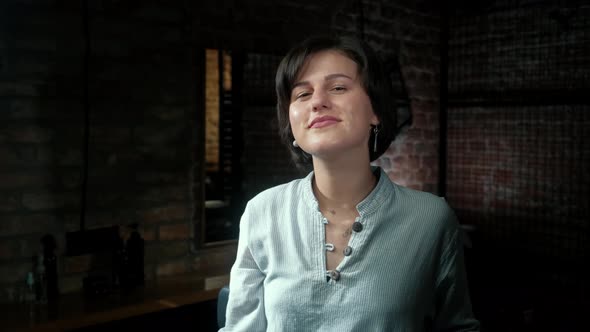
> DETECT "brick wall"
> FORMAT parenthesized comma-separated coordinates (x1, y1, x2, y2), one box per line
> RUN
(332, 0, 442, 192)
(215, 1, 443, 200)
(240, 52, 311, 203)
(0, 0, 441, 302)
(446, 0, 589, 323)
(0, 1, 198, 301)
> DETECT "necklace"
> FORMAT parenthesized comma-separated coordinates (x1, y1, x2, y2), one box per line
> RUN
(342, 228, 352, 238)
(317, 172, 377, 213)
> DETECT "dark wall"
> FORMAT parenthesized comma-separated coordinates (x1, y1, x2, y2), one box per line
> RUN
(447, 0, 589, 328)
(0, 1, 200, 298)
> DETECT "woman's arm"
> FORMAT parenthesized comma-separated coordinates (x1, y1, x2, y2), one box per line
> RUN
(433, 226, 481, 332)
(220, 204, 267, 331)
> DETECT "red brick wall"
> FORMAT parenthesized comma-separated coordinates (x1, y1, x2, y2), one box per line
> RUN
(333, 1, 442, 193)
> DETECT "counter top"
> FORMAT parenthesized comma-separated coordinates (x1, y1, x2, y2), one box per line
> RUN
(3, 273, 229, 332)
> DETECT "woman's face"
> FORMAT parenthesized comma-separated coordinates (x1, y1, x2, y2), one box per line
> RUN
(289, 50, 378, 161)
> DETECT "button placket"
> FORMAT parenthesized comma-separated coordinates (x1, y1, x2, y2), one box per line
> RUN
(352, 221, 363, 232)
(318, 213, 328, 282)
(339, 215, 365, 270)
(326, 269, 341, 282)
(343, 246, 353, 256)
(338, 217, 360, 262)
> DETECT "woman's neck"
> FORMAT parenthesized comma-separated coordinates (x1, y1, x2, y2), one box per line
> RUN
(312, 155, 377, 212)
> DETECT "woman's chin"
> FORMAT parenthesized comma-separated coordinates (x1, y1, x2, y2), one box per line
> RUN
(309, 148, 368, 163)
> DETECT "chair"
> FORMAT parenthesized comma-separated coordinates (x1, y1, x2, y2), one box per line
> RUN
(217, 285, 230, 328)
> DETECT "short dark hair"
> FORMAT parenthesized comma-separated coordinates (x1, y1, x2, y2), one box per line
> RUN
(275, 35, 397, 167)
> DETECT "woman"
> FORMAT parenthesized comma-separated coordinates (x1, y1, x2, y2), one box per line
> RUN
(221, 35, 480, 331)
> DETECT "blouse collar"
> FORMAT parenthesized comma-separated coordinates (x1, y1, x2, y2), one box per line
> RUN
(301, 166, 394, 218)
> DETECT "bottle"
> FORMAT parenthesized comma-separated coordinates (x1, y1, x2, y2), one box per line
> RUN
(25, 272, 36, 322)
(35, 252, 47, 304)
(41, 234, 59, 302)
(25, 272, 35, 302)
(126, 224, 144, 287)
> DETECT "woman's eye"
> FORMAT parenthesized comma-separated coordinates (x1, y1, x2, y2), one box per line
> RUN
(331, 86, 346, 92)
(296, 92, 311, 99)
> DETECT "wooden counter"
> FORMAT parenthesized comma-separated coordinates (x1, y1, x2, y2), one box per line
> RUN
(3, 273, 229, 332)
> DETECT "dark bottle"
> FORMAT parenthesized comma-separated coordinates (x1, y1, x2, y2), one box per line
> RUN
(41, 234, 59, 302)
(34, 252, 47, 303)
(125, 224, 145, 287)
(114, 224, 144, 290)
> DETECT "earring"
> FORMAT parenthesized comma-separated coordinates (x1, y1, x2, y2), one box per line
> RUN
(293, 140, 299, 148)
(372, 126, 379, 153)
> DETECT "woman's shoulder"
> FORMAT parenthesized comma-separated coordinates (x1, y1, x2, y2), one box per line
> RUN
(239, 177, 309, 236)
(390, 183, 458, 232)
(246, 176, 307, 210)
(393, 183, 451, 212)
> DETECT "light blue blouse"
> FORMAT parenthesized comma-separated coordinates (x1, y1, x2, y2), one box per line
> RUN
(221, 168, 480, 331)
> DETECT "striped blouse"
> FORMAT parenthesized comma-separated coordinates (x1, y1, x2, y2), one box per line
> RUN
(221, 167, 480, 331)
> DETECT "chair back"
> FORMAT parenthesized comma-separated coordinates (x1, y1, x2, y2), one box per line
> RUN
(217, 285, 230, 328)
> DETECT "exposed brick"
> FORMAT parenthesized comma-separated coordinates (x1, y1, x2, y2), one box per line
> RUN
(422, 183, 438, 194)
(0, 262, 30, 284)
(0, 145, 37, 166)
(159, 223, 191, 241)
(0, 172, 56, 188)
(199, 246, 237, 273)
(136, 184, 189, 204)
(63, 254, 93, 274)
(0, 214, 58, 236)
(90, 126, 132, 144)
(141, 225, 157, 242)
(0, 194, 21, 212)
(133, 124, 185, 145)
(392, 155, 407, 166)
(0, 241, 17, 261)
(140, 205, 188, 224)
(21, 191, 74, 210)
(6, 126, 54, 143)
(156, 260, 187, 277)
(135, 171, 185, 185)
(406, 155, 421, 170)
(146, 241, 187, 262)
(0, 82, 40, 97)
(145, 106, 185, 121)
(59, 274, 85, 294)
(421, 156, 438, 168)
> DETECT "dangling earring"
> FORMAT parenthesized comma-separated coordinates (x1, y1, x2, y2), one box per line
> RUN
(293, 140, 299, 148)
(372, 126, 380, 153)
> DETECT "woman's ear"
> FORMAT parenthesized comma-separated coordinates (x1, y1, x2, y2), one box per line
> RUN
(370, 112, 379, 126)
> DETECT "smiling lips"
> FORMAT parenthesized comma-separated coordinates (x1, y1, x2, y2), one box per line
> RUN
(309, 116, 341, 128)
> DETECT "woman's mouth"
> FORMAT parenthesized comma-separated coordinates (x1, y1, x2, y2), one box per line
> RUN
(309, 116, 341, 128)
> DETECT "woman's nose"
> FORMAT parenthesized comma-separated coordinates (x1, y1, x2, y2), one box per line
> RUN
(311, 90, 331, 111)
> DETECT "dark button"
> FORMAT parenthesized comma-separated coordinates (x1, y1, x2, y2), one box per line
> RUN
(343, 246, 353, 256)
(352, 221, 363, 232)
(329, 270, 341, 281)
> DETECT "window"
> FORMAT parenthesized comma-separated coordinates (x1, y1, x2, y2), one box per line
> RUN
(204, 48, 241, 244)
